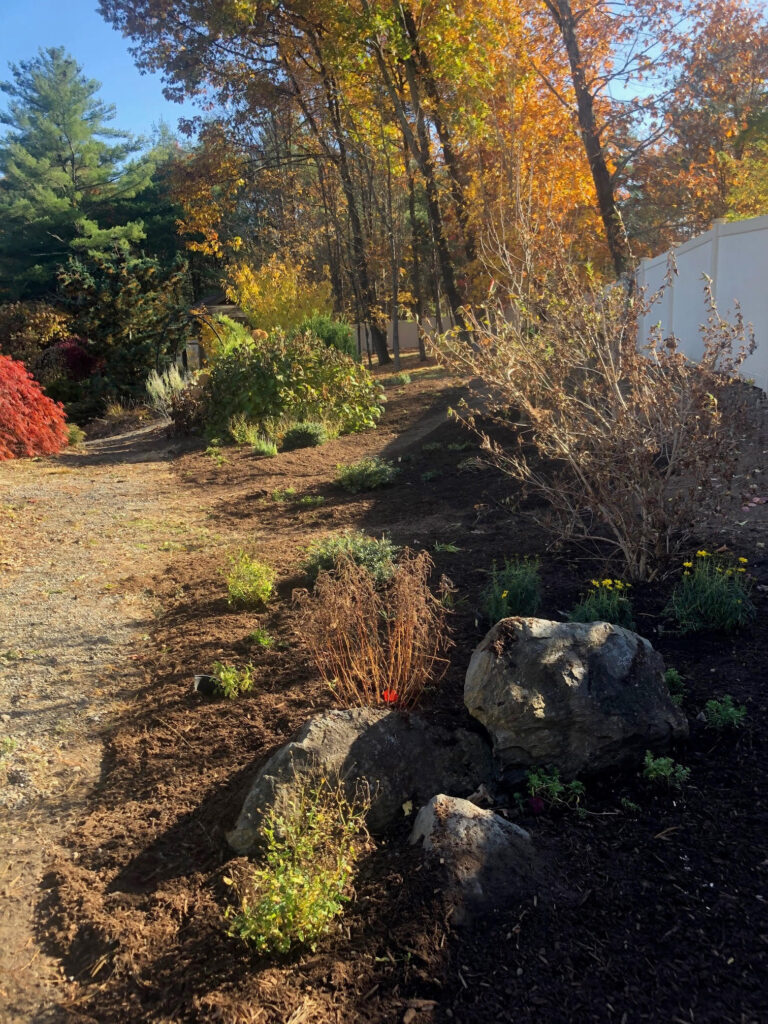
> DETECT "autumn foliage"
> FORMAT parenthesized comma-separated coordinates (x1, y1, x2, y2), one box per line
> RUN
(0, 355, 69, 460)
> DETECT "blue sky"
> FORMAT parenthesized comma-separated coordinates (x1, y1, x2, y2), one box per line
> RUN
(0, 0, 198, 140)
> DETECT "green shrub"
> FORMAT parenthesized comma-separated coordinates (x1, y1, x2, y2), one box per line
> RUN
(665, 550, 755, 633)
(282, 421, 328, 451)
(226, 552, 275, 608)
(569, 578, 635, 628)
(303, 531, 400, 586)
(211, 661, 254, 699)
(336, 456, 398, 493)
(481, 557, 541, 623)
(294, 314, 357, 360)
(703, 694, 746, 730)
(298, 494, 325, 507)
(224, 776, 370, 954)
(664, 667, 686, 706)
(200, 330, 383, 438)
(642, 751, 690, 788)
(271, 487, 297, 502)
(66, 422, 86, 446)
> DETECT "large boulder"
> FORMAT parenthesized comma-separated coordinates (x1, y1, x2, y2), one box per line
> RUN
(410, 794, 536, 919)
(227, 707, 493, 855)
(464, 617, 688, 777)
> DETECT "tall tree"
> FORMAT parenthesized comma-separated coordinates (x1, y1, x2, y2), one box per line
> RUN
(0, 47, 152, 299)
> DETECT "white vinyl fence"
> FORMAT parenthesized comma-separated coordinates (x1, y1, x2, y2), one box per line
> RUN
(637, 213, 768, 391)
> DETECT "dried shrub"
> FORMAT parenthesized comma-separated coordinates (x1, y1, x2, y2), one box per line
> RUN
(0, 354, 68, 460)
(295, 549, 453, 709)
(440, 250, 757, 581)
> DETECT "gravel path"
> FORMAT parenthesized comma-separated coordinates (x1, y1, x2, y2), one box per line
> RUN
(0, 425, 209, 1022)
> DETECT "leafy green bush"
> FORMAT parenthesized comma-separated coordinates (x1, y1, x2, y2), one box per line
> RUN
(703, 694, 746, 730)
(282, 421, 328, 451)
(198, 330, 383, 438)
(336, 456, 398, 493)
(569, 578, 635, 629)
(211, 662, 254, 699)
(226, 552, 275, 608)
(665, 551, 755, 633)
(303, 531, 400, 586)
(224, 776, 370, 954)
(481, 557, 541, 623)
(294, 313, 357, 360)
(642, 751, 690, 788)
(664, 667, 686, 706)
(249, 627, 274, 649)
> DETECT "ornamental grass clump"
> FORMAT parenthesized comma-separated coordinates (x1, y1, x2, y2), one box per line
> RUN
(282, 421, 328, 451)
(226, 552, 275, 608)
(295, 549, 453, 709)
(665, 551, 755, 633)
(481, 557, 541, 623)
(569, 578, 635, 629)
(224, 775, 370, 955)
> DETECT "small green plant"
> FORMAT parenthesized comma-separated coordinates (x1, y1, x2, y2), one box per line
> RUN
(251, 435, 278, 457)
(336, 456, 398, 493)
(642, 750, 690, 788)
(1, 736, 19, 759)
(433, 541, 461, 553)
(226, 552, 275, 608)
(569, 578, 635, 628)
(211, 661, 255, 699)
(204, 438, 227, 465)
(224, 776, 370, 954)
(703, 694, 746, 730)
(481, 557, 541, 623)
(298, 494, 326, 508)
(664, 667, 686, 706)
(421, 469, 442, 482)
(271, 487, 297, 502)
(303, 531, 400, 586)
(665, 551, 755, 633)
(393, 371, 411, 385)
(446, 441, 474, 452)
(421, 442, 444, 452)
(282, 421, 329, 451)
(619, 796, 641, 814)
(146, 364, 190, 417)
(527, 766, 585, 809)
(66, 422, 86, 446)
(249, 628, 275, 649)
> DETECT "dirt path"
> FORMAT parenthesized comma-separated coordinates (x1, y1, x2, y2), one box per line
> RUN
(0, 425, 212, 1023)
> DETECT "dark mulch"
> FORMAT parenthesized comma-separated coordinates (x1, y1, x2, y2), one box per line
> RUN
(42, 368, 768, 1023)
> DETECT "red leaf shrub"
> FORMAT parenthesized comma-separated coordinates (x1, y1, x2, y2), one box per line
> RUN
(0, 355, 68, 460)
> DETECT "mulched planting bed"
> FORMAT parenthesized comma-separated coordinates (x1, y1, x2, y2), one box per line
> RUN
(45, 368, 768, 1023)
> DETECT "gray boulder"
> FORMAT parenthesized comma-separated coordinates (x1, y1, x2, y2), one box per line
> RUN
(464, 617, 688, 777)
(227, 707, 492, 855)
(410, 794, 536, 917)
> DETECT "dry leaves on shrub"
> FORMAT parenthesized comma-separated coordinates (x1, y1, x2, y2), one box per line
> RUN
(294, 550, 453, 709)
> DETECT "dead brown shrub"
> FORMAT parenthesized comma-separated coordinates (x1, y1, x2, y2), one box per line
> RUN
(294, 549, 453, 709)
(439, 251, 757, 581)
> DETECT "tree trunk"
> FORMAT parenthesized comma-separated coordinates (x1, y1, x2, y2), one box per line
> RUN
(543, 0, 632, 278)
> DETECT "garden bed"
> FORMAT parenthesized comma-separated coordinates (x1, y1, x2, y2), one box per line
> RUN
(43, 363, 768, 1023)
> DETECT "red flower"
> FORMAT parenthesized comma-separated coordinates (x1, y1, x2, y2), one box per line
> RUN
(382, 689, 398, 704)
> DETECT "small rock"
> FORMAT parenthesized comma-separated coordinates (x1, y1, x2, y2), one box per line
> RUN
(410, 794, 536, 919)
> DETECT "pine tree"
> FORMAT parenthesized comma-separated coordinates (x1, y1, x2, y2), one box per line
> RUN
(0, 47, 152, 298)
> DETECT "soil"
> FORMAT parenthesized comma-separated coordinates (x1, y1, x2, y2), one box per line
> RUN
(1, 357, 767, 1024)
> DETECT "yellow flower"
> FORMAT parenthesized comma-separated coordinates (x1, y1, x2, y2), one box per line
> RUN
(682, 561, 693, 568)
(601, 579, 613, 588)
(590, 579, 599, 587)
(738, 557, 748, 565)
(737, 567, 746, 573)
(501, 590, 509, 599)
(696, 550, 710, 558)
